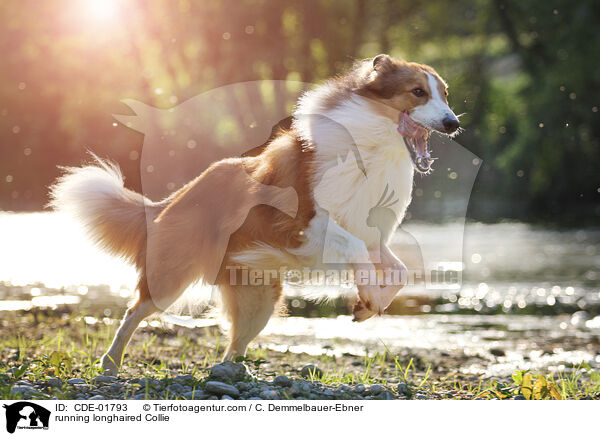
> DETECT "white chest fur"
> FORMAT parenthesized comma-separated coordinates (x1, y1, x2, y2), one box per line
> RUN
(296, 96, 415, 249)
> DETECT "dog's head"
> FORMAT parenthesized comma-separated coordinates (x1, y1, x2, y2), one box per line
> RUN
(355, 54, 460, 173)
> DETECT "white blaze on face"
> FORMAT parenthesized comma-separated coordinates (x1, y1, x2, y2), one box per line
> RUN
(410, 72, 458, 132)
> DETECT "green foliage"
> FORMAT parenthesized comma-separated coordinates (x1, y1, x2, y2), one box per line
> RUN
(46, 351, 73, 378)
(0, 0, 598, 222)
(511, 370, 561, 400)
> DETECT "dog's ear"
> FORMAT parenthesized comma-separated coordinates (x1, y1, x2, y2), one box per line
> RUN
(372, 54, 394, 72)
(359, 54, 397, 98)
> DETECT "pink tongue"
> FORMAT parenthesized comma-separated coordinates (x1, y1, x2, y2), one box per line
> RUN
(396, 112, 432, 171)
(397, 111, 427, 138)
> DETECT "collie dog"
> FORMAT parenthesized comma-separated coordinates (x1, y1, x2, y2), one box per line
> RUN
(50, 54, 459, 375)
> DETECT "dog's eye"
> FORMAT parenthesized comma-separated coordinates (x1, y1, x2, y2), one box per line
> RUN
(412, 88, 427, 97)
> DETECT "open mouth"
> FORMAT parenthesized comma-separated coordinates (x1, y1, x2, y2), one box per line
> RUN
(396, 111, 434, 174)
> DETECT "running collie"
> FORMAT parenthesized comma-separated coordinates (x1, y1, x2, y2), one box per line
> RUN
(50, 54, 460, 375)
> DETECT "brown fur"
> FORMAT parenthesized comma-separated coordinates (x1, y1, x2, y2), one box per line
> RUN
(316, 54, 448, 123)
(134, 130, 315, 308)
(52, 53, 455, 373)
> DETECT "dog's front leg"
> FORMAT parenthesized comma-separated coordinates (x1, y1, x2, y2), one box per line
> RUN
(317, 214, 391, 316)
(352, 245, 408, 322)
(293, 212, 393, 317)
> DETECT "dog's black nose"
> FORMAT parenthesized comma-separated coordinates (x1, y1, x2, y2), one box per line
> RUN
(442, 117, 460, 133)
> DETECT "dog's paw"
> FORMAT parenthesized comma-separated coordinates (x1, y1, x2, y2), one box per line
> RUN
(100, 354, 119, 376)
(352, 300, 376, 322)
(356, 283, 386, 315)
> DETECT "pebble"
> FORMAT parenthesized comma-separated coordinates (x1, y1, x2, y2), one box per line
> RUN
(490, 348, 506, 357)
(205, 381, 240, 398)
(208, 361, 248, 383)
(260, 389, 279, 400)
(221, 395, 234, 400)
(376, 391, 392, 400)
(235, 381, 249, 391)
(300, 365, 323, 379)
(168, 383, 185, 394)
(183, 390, 204, 400)
(139, 377, 160, 387)
(415, 394, 428, 400)
(397, 383, 411, 396)
(248, 397, 263, 400)
(46, 377, 62, 388)
(92, 375, 117, 385)
(353, 384, 366, 393)
(10, 386, 38, 396)
(67, 378, 86, 385)
(369, 384, 384, 395)
(173, 374, 195, 384)
(108, 382, 123, 391)
(89, 395, 105, 400)
(273, 375, 292, 387)
(514, 395, 526, 400)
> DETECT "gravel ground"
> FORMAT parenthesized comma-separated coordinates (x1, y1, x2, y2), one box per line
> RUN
(5, 361, 451, 400)
(2, 310, 599, 400)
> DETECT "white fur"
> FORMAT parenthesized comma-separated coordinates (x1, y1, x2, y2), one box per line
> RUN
(410, 72, 456, 131)
(295, 92, 414, 252)
(49, 158, 155, 229)
(235, 88, 416, 277)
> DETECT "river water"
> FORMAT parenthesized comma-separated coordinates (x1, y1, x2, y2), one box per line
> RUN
(1, 212, 599, 375)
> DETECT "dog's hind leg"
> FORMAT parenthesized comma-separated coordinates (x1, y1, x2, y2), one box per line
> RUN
(101, 296, 157, 375)
(101, 261, 195, 374)
(220, 281, 282, 361)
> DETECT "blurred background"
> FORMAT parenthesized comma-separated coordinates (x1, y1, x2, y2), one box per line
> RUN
(1, 0, 599, 223)
(1, 1, 600, 375)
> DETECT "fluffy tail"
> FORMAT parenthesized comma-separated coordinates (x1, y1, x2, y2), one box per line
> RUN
(49, 157, 158, 266)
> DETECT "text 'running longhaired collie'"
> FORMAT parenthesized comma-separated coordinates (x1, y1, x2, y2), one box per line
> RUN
(50, 54, 460, 375)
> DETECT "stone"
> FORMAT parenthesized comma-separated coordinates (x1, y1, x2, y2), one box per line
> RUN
(10, 386, 37, 396)
(300, 365, 323, 379)
(221, 395, 234, 400)
(67, 378, 86, 385)
(208, 361, 248, 383)
(205, 381, 240, 398)
(109, 382, 123, 391)
(92, 375, 117, 385)
(260, 389, 279, 400)
(139, 377, 160, 388)
(376, 391, 392, 400)
(168, 383, 185, 394)
(183, 389, 204, 400)
(353, 384, 366, 393)
(273, 375, 292, 387)
(45, 377, 62, 388)
(397, 383, 410, 396)
(323, 389, 335, 397)
(369, 384, 384, 395)
(89, 395, 105, 400)
(173, 374, 195, 384)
